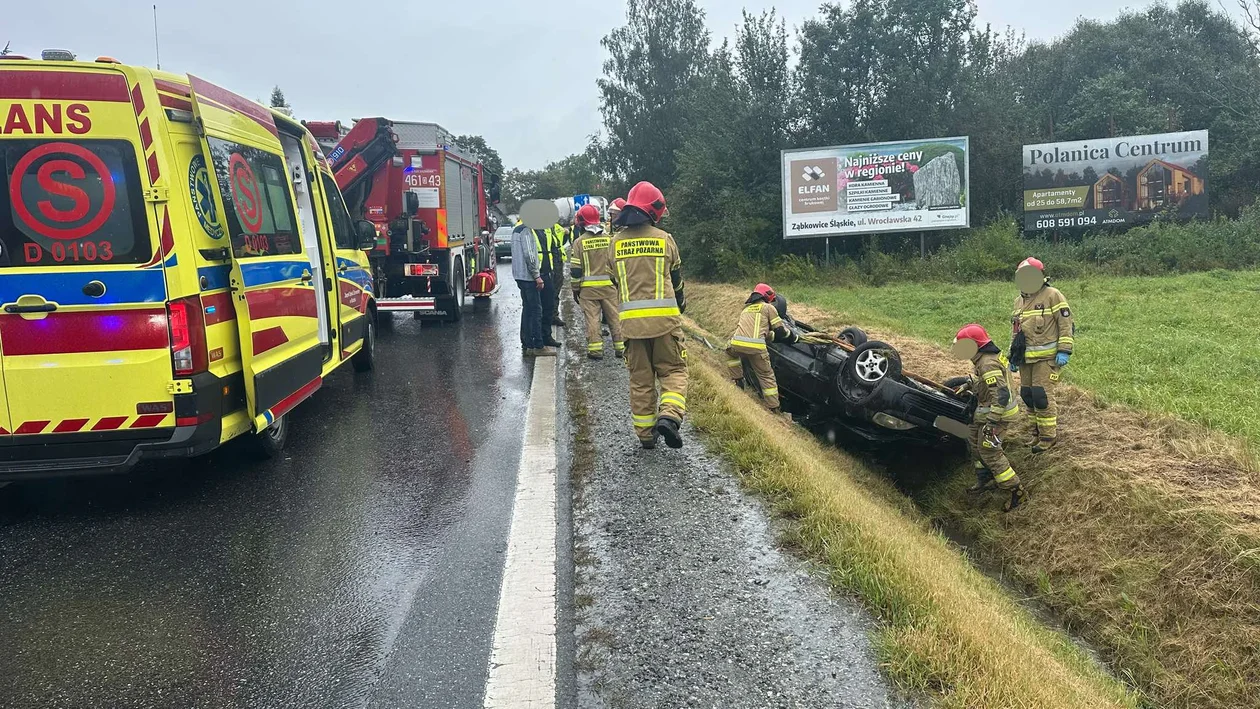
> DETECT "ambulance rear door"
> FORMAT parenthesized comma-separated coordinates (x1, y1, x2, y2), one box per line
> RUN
(0, 66, 174, 446)
(185, 76, 321, 433)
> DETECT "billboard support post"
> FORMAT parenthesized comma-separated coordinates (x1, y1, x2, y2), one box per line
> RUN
(920, 232, 925, 260)
(825, 237, 830, 267)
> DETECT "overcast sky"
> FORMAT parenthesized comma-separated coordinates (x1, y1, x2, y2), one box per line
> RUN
(4, 1, 1233, 170)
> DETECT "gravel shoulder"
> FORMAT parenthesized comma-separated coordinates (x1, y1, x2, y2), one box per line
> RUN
(564, 311, 907, 709)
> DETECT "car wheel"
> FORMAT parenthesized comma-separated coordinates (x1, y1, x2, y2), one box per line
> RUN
(836, 341, 902, 405)
(245, 414, 288, 460)
(352, 317, 375, 373)
(838, 326, 868, 346)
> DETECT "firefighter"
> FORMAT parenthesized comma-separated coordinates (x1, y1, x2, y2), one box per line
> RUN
(952, 324, 1028, 512)
(606, 197, 626, 232)
(535, 223, 564, 347)
(726, 283, 797, 412)
(1009, 257, 1074, 453)
(608, 181, 687, 449)
(570, 204, 624, 359)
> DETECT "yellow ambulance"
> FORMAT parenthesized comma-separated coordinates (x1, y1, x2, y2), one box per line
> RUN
(0, 53, 378, 479)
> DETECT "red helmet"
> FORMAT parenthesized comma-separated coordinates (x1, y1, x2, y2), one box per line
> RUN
(1018, 257, 1044, 272)
(752, 283, 776, 302)
(954, 323, 992, 348)
(575, 204, 601, 228)
(610, 197, 626, 212)
(625, 181, 666, 223)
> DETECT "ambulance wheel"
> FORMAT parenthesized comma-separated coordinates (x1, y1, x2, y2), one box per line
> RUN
(247, 416, 289, 459)
(352, 318, 376, 373)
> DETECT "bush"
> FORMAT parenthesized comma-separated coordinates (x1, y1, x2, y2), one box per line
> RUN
(697, 203, 1260, 287)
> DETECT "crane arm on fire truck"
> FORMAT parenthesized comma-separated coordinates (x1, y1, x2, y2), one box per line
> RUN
(327, 117, 399, 196)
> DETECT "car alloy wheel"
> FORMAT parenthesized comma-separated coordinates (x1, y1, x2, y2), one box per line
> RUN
(853, 348, 889, 383)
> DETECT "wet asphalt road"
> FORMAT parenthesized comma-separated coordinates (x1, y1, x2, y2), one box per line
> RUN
(0, 265, 555, 709)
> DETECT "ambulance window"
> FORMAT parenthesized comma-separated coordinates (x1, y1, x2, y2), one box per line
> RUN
(205, 137, 303, 259)
(0, 140, 151, 267)
(321, 173, 355, 249)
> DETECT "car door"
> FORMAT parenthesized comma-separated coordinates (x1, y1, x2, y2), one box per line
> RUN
(314, 170, 371, 358)
(186, 76, 321, 431)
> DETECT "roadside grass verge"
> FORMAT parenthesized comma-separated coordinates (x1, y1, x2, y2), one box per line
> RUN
(686, 355, 1136, 709)
(687, 281, 1260, 709)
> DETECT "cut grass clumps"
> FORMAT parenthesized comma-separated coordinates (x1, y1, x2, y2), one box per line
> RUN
(687, 358, 1136, 709)
(687, 281, 1260, 709)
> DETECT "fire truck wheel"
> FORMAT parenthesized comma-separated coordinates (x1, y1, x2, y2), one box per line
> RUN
(352, 318, 376, 372)
(245, 415, 289, 460)
(446, 261, 466, 323)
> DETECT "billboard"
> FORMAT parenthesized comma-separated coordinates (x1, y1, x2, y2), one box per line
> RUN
(1022, 130, 1208, 232)
(781, 137, 970, 239)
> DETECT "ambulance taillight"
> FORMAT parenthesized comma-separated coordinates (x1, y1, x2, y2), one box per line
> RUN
(167, 296, 208, 376)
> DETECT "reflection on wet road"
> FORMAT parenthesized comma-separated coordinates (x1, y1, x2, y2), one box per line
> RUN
(0, 265, 534, 709)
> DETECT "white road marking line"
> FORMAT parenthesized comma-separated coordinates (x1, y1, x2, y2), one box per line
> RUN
(483, 357, 557, 709)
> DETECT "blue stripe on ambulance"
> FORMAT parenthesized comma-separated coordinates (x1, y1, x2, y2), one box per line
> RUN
(240, 260, 310, 288)
(0, 269, 166, 306)
(335, 257, 373, 291)
(198, 265, 231, 291)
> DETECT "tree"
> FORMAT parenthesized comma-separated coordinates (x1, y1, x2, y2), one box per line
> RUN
(454, 134, 504, 177)
(594, 0, 712, 186)
(269, 86, 292, 117)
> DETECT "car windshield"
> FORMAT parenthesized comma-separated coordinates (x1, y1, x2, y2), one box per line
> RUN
(494, 227, 513, 240)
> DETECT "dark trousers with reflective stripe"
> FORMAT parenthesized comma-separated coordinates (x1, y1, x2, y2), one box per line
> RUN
(539, 271, 558, 344)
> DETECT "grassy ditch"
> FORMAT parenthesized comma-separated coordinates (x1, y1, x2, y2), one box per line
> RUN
(687, 281, 1260, 709)
(764, 269, 1260, 447)
(687, 356, 1135, 708)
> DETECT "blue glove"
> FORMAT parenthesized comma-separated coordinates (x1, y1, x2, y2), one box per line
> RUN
(1009, 361, 1019, 373)
(1055, 352, 1070, 367)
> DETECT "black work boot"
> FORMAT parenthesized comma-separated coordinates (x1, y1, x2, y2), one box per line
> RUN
(587, 351, 604, 360)
(1004, 485, 1029, 512)
(639, 435, 657, 450)
(967, 468, 996, 494)
(1031, 437, 1058, 454)
(655, 417, 683, 449)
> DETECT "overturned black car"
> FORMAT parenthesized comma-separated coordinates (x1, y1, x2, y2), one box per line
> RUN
(738, 298, 975, 447)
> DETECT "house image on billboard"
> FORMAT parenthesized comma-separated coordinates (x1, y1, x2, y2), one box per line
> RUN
(1092, 158, 1204, 212)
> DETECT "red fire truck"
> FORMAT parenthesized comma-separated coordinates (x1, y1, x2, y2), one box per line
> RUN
(304, 118, 499, 321)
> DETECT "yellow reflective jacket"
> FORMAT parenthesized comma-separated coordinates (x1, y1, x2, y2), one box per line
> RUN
(729, 301, 785, 354)
(1012, 284, 1074, 361)
(569, 229, 616, 300)
(608, 224, 684, 340)
(973, 351, 1020, 423)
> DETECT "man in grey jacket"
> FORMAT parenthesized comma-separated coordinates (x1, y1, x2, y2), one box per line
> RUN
(511, 222, 555, 356)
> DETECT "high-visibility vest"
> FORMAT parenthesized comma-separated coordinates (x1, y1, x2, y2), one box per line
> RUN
(534, 228, 555, 273)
